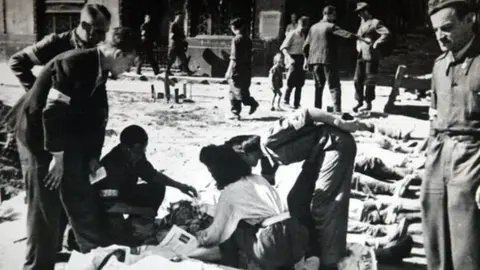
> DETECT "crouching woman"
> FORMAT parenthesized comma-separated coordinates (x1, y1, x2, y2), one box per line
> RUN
(196, 144, 316, 270)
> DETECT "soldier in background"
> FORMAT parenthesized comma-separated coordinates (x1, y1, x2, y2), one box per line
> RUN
(285, 12, 298, 36)
(136, 14, 160, 75)
(166, 12, 193, 75)
(423, 1, 480, 269)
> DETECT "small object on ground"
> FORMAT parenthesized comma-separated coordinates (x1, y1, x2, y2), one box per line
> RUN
(139, 75, 148, 81)
(174, 89, 180, 104)
(13, 237, 27, 244)
(200, 80, 209, 85)
(271, 107, 275, 111)
(342, 113, 355, 121)
(183, 99, 195, 103)
(157, 92, 165, 99)
(151, 84, 156, 102)
(170, 255, 183, 262)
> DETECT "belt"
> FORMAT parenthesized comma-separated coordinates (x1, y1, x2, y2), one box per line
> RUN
(99, 189, 119, 198)
(261, 212, 291, 228)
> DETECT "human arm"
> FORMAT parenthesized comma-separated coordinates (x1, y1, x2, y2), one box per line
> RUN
(225, 37, 238, 79)
(8, 34, 60, 91)
(86, 85, 109, 175)
(372, 20, 390, 49)
(139, 160, 198, 197)
(196, 193, 239, 247)
(280, 31, 295, 65)
(305, 108, 359, 132)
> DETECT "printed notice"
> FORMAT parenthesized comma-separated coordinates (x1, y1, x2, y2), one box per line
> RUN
(159, 225, 199, 256)
(259, 11, 281, 40)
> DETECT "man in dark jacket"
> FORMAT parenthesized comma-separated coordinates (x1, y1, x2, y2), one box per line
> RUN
(7, 27, 136, 270)
(136, 14, 160, 75)
(304, 6, 358, 112)
(8, 3, 111, 92)
(166, 12, 193, 75)
(353, 2, 390, 112)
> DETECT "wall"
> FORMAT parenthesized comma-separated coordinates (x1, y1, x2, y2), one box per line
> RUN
(89, 0, 120, 27)
(0, 0, 35, 60)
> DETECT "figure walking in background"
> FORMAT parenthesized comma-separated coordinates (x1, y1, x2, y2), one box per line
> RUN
(136, 14, 160, 76)
(166, 12, 193, 76)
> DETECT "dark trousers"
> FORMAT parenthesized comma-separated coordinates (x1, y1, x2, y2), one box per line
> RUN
(354, 59, 378, 104)
(229, 78, 258, 115)
(136, 42, 159, 75)
(287, 126, 356, 268)
(17, 140, 61, 270)
(312, 64, 342, 112)
(167, 44, 190, 73)
(421, 134, 480, 270)
(120, 182, 166, 211)
(284, 55, 306, 108)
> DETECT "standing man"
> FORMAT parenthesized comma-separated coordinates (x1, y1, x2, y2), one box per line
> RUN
(6, 2, 111, 255)
(7, 27, 137, 270)
(166, 12, 193, 75)
(352, 2, 390, 112)
(9, 3, 111, 91)
(281, 16, 309, 109)
(136, 14, 160, 75)
(285, 13, 298, 36)
(422, 1, 480, 270)
(304, 6, 357, 112)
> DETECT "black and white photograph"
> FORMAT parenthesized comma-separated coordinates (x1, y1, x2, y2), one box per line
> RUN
(0, 0, 479, 269)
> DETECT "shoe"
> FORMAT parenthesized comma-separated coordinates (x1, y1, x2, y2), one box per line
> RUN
(353, 103, 363, 113)
(271, 107, 275, 111)
(227, 113, 241, 120)
(375, 235, 414, 265)
(361, 102, 372, 111)
(249, 102, 259, 115)
(294, 105, 301, 110)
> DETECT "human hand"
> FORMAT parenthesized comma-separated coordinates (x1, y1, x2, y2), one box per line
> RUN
(303, 62, 308, 71)
(224, 72, 232, 80)
(476, 185, 480, 209)
(44, 153, 64, 190)
(180, 183, 198, 198)
(89, 159, 101, 177)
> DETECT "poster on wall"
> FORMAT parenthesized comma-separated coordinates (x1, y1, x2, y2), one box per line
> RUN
(259, 11, 282, 41)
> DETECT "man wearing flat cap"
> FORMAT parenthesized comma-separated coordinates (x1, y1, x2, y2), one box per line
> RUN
(422, 1, 480, 270)
(352, 2, 390, 113)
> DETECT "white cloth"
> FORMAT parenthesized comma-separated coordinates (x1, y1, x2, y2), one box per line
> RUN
(200, 174, 285, 245)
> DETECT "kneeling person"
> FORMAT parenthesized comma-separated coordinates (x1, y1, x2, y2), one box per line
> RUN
(95, 125, 197, 244)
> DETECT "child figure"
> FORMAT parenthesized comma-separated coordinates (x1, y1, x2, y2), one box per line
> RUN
(269, 53, 285, 111)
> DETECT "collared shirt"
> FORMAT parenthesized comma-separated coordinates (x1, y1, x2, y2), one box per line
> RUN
(431, 36, 480, 134)
(281, 29, 306, 57)
(445, 35, 475, 73)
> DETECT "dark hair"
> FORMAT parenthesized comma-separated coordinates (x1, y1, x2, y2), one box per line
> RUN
(452, 2, 475, 20)
(323, 5, 336, 15)
(108, 27, 137, 53)
(200, 145, 252, 189)
(83, 3, 112, 23)
(230, 18, 246, 30)
(224, 135, 262, 155)
(120, 125, 148, 147)
(298, 16, 309, 25)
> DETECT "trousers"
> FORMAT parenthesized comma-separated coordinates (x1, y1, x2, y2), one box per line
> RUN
(312, 64, 342, 112)
(354, 59, 378, 104)
(284, 55, 306, 108)
(421, 134, 480, 270)
(287, 126, 356, 267)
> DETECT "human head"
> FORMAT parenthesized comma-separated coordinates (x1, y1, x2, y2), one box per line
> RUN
(199, 145, 252, 190)
(224, 135, 263, 167)
(119, 125, 148, 164)
(297, 16, 310, 32)
(230, 18, 246, 35)
(273, 52, 284, 66)
(291, 13, 298, 24)
(323, 5, 337, 22)
(429, 2, 477, 52)
(103, 27, 137, 78)
(355, 2, 371, 20)
(144, 14, 151, 23)
(78, 4, 112, 46)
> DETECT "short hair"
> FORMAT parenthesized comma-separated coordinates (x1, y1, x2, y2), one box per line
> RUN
(199, 145, 252, 190)
(298, 16, 309, 25)
(451, 2, 475, 20)
(81, 3, 112, 23)
(107, 27, 137, 53)
(273, 53, 283, 65)
(230, 18, 246, 30)
(323, 5, 336, 15)
(224, 135, 262, 155)
(120, 125, 148, 147)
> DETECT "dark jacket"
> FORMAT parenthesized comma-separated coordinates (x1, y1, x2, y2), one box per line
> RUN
(8, 30, 90, 91)
(7, 48, 108, 160)
(430, 36, 480, 135)
(356, 18, 390, 61)
(304, 21, 354, 65)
